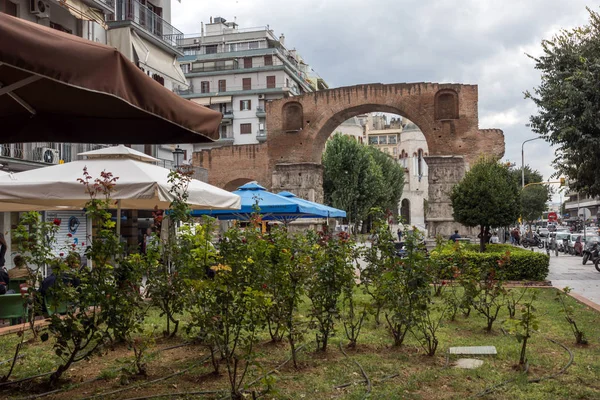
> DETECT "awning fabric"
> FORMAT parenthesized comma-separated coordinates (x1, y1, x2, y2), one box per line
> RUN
(191, 182, 328, 223)
(130, 30, 188, 87)
(277, 191, 346, 218)
(191, 96, 232, 106)
(0, 13, 221, 144)
(59, 0, 106, 28)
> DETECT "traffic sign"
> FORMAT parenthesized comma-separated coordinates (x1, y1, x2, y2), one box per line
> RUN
(548, 212, 558, 222)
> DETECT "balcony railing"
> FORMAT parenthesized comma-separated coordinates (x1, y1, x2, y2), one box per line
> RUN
(256, 107, 266, 117)
(257, 130, 267, 143)
(109, 0, 183, 48)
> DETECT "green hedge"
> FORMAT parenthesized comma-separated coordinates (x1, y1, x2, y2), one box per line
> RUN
(430, 243, 549, 281)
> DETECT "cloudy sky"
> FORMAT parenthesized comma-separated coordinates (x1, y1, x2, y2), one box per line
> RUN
(172, 0, 593, 201)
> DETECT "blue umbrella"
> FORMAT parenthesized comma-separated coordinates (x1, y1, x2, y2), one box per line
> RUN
(191, 182, 328, 223)
(277, 191, 346, 218)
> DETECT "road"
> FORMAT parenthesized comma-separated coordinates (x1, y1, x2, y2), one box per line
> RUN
(546, 249, 600, 305)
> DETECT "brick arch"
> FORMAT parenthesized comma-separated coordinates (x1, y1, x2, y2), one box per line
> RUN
(265, 83, 504, 168)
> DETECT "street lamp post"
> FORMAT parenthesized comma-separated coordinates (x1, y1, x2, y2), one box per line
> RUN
(172, 146, 184, 169)
(521, 137, 544, 188)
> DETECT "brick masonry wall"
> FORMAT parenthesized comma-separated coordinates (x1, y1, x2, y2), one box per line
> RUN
(192, 144, 270, 190)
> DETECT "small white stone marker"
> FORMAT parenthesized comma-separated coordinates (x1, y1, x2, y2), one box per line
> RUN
(454, 358, 484, 369)
(448, 346, 497, 355)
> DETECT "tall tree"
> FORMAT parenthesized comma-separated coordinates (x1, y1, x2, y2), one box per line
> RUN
(509, 166, 550, 226)
(526, 7, 600, 196)
(521, 185, 549, 225)
(323, 133, 404, 232)
(450, 157, 521, 252)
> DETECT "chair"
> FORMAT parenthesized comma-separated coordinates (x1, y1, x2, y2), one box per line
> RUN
(0, 294, 27, 325)
(44, 294, 68, 317)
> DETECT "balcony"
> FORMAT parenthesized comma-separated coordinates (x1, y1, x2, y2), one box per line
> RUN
(0, 143, 110, 171)
(257, 130, 267, 143)
(221, 110, 234, 124)
(256, 107, 266, 118)
(82, 0, 115, 15)
(108, 0, 183, 53)
(219, 131, 235, 145)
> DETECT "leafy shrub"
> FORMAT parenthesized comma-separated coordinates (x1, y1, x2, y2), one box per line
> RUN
(430, 243, 549, 281)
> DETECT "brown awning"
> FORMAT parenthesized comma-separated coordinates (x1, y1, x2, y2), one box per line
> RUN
(0, 13, 221, 144)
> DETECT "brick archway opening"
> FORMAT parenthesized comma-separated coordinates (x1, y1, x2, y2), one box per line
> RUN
(309, 105, 434, 164)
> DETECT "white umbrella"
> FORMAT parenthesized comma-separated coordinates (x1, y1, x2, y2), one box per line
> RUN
(0, 145, 241, 233)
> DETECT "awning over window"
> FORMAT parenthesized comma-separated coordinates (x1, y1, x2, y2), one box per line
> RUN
(191, 96, 232, 106)
(130, 31, 188, 87)
(58, 0, 106, 28)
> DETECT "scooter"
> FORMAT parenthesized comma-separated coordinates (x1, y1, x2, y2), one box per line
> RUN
(582, 240, 600, 265)
(522, 234, 544, 249)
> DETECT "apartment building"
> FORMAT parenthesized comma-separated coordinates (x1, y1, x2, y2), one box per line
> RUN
(176, 17, 328, 148)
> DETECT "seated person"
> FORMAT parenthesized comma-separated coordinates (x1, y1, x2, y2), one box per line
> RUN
(39, 255, 81, 312)
(8, 255, 30, 280)
(0, 266, 12, 294)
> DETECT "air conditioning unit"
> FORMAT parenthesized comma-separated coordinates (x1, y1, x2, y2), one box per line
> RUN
(30, 0, 51, 18)
(33, 147, 59, 164)
(258, 94, 266, 100)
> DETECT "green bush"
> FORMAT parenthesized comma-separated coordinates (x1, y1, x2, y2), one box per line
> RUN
(431, 243, 549, 281)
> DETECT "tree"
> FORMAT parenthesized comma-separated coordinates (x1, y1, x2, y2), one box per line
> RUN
(509, 166, 550, 225)
(323, 133, 404, 232)
(521, 185, 549, 224)
(526, 7, 600, 196)
(450, 157, 520, 252)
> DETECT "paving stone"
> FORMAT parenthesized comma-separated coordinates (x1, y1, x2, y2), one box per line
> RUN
(454, 358, 484, 369)
(448, 346, 497, 355)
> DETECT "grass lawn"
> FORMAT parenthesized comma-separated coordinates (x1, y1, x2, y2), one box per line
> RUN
(0, 287, 599, 400)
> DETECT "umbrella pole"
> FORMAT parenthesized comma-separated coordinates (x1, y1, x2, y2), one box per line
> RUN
(116, 199, 122, 237)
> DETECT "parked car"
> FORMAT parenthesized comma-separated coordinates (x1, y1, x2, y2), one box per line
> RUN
(555, 232, 571, 252)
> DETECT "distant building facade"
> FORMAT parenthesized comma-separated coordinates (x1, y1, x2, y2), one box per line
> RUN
(176, 17, 327, 149)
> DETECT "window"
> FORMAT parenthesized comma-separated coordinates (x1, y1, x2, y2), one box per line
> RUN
(248, 41, 260, 49)
(378, 136, 387, 145)
(50, 22, 72, 34)
(400, 199, 411, 224)
(369, 136, 378, 145)
(393, 147, 398, 155)
(243, 58, 252, 68)
(285, 78, 290, 88)
(0, 0, 17, 16)
(218, 80, 226, 92)
(200, 81, 210, 93)
(388, 135, 397, 144)
(266, 76, 276, 89)
(181, 64, 190, 74)
(205, 45, 218, 54)
(264, 55, 273, 66)
(417, 149, 424, 177)
(240, 100, 251, 111)
(240, 123, 252, 134)
(242, 78, 251, 90)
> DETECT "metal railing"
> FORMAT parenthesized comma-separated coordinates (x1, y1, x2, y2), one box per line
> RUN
(93, 0, 115, 8)
(109, 0, 183, 48)
(0, 143, 110, 164)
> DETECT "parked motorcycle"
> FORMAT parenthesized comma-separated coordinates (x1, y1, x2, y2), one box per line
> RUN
(582, 240, 600, 265)
(522, 234, 544, 249)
